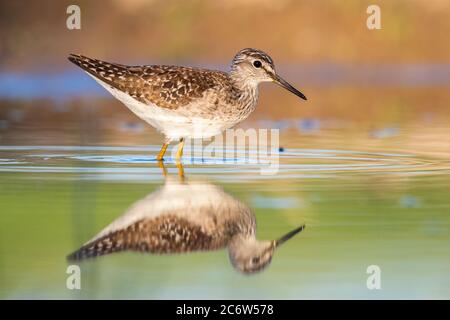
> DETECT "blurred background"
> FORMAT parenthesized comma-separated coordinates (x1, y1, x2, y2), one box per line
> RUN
(0, 0, 449, 299)
(1, 0, 450, 147)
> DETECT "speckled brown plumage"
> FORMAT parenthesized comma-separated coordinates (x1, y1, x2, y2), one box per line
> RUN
(67, 214, 237, 261)
(68, 54, 240, 110)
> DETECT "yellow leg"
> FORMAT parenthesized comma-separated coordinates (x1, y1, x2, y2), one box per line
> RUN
(156, 142, 169, 161)
(175, 138, 185, 160)
(176, 161, 185, 181)
(157, 160, 168, 176)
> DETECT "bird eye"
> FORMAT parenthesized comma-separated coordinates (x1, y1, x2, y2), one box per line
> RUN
(252, 257, 260, 264)
(253, 60, 262, 68)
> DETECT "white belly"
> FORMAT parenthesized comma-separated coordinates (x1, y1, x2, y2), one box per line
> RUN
(90, 74, 231, 140)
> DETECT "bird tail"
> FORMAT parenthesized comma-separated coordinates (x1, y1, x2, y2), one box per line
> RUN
(66, 232, 128, 262)
(67, 53, 127, 88)
(68, 53, 104, 74)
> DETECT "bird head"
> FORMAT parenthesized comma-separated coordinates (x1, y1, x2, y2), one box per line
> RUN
(228, 225, 305, 275)
(230, 48, 307, 100)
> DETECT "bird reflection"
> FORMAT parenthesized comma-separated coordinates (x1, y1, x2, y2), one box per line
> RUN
(67, 163, 305, 275)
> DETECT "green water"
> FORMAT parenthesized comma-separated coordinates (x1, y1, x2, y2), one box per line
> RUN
(0, 119, 449, 299)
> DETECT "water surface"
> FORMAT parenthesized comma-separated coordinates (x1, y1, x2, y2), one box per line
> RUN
(0, 81, 449, 299)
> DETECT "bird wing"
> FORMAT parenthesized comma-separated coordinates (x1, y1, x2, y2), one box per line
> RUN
(67, 215, 223, 261)
(68, 54, 229, 109)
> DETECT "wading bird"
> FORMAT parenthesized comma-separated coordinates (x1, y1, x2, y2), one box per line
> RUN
(68, 48, 306, 161)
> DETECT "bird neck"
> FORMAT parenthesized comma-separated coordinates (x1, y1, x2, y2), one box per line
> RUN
(229, 69, 259, 103)
(228, 234, 256, 252)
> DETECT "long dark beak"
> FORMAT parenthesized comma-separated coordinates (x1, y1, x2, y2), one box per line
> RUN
(274, 225, 305, 248)
(273, 75, 307, 100)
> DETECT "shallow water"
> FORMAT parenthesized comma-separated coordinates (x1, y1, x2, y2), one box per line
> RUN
(1, 108, 450, 299)
(1, 71, 450, 299)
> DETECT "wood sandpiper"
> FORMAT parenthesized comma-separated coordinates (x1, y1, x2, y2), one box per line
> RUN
(67, 164, 305, 274)
(68, 48, 307, 161)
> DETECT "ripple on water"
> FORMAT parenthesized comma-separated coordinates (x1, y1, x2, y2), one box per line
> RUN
(0, 145, 449, 181)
